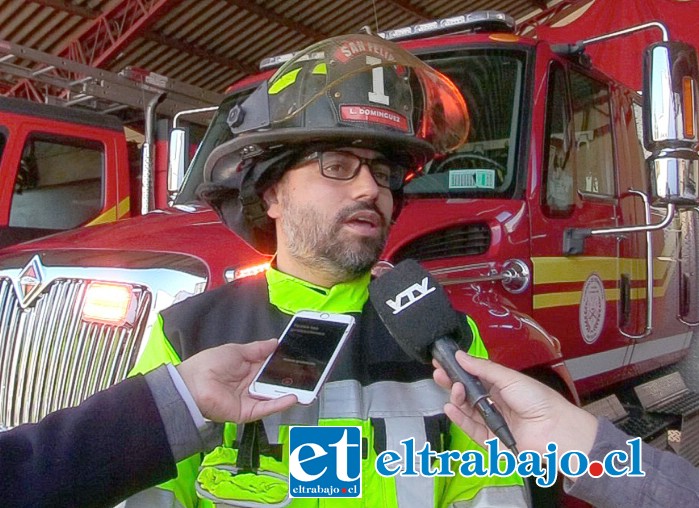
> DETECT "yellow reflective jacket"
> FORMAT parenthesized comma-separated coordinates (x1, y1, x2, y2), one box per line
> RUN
(127, 269, 525, 508)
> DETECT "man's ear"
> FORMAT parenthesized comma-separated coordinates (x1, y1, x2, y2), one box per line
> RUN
(262, 184, 281, 219)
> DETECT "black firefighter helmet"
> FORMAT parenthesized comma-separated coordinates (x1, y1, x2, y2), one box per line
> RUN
(198, 34, 470, 254)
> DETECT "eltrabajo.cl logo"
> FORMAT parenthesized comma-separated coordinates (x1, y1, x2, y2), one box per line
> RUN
(288, 426, 362, 498)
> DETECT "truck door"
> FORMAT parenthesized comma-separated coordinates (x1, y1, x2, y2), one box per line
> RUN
(0, 126, 108, 247)
(530, 62, 627, 388)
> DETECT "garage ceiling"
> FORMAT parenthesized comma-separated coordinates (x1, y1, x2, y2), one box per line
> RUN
(0, 0, 573, 100)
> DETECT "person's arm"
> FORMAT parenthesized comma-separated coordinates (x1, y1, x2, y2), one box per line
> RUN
(0, 372, 172, 508)
(568, 417, 699, 507)
(151, 338, 297, 463)
(0, 339, 295, 508)
(434, 351, 699, 507)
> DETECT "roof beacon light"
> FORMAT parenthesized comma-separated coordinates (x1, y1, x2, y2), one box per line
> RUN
(259, 10, 515, 70)
(82, 282, 135, 327)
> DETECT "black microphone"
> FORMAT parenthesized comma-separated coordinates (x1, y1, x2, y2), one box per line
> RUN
(368, 259, 516, 450)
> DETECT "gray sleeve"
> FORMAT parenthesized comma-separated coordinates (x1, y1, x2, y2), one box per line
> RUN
(144, 365, 222, 462)
(566, 417, 699, 507)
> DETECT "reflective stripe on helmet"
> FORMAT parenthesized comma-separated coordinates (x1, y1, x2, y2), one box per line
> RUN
(268, 67, 301, 95)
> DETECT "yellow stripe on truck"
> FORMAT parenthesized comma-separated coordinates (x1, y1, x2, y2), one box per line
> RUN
(117, 197, 130, 218)
(532, 256, 645, 284)
(85, 197, 131, 227)
(534, 288, 620, 309)
(531, 256, 677, 310)
(86, 207, 116, 226)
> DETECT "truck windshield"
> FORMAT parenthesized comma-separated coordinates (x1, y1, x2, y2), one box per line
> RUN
(176, 47, 526, 204)
(175, 90, 251, 203)
(409, 48, 526, 198)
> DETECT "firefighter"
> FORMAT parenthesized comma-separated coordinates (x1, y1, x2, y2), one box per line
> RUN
(126, 34, 526, 507)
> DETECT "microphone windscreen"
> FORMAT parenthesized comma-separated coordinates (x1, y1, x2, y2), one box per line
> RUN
(369, 259, 462, 363)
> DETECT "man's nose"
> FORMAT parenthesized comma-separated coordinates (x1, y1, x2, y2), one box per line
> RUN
(351, 164, 381, 200)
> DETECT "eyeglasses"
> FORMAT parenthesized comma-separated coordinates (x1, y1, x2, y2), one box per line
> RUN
(303, 151, 406, 191)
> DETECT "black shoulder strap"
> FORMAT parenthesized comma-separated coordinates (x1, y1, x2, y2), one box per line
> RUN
(160, 276, 290, 359)
(236, 420, 264, 473)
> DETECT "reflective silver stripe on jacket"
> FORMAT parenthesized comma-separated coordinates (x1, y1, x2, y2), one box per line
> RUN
(263, 399, 321, 444)
(449, 484, 528, 507)
(263, 378, 449, 441)
(320, 378, 449, 418)
(386, 416, 435, 508)
(265, 379, 449, 507)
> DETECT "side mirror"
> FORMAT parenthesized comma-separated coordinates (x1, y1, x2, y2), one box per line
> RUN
(643, 41, 699, 207)
(168, 128, 187, 194)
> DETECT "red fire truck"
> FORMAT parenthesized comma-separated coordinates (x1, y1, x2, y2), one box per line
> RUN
(0, 10, 698, 501)
(0, 41, 221, 247)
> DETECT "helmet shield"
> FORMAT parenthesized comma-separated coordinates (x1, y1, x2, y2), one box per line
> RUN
(262, 34, 470, 155)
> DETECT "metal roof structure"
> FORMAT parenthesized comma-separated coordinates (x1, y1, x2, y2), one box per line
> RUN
(0, 0, 589, 100)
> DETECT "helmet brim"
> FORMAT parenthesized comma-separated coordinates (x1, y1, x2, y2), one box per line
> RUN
(204, 127, 435, 185)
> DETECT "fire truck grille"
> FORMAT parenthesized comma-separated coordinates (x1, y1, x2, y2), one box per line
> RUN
(393, 223, 491, 263)
(0, 277, 151, 428)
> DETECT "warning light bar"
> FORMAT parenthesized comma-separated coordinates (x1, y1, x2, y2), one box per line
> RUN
(260, 51, 327, 72)
(260, 10, 515, 70)
(379, 10, 514, 42)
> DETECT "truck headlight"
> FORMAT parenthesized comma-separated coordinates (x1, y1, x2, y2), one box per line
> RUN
(81, 282, 136, 327)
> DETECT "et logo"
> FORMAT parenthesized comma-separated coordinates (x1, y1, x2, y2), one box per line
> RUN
(288, 426, 362, 498)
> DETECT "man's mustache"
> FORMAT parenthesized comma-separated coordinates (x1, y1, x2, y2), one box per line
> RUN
(334, 202, 387, 229)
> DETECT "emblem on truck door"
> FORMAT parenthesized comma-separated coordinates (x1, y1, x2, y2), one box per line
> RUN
(14, 255, 46, 308)
(580, 273, 606, 344)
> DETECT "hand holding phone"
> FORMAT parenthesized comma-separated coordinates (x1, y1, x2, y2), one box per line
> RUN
(249, 311, 355, 405)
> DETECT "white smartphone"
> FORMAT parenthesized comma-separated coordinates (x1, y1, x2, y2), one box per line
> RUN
(249, 310, 356, 405)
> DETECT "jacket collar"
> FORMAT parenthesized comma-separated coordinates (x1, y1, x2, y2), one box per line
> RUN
(266, 267, 369, 315)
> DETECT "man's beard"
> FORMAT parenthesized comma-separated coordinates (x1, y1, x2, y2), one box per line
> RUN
(279, 199, 389, 281)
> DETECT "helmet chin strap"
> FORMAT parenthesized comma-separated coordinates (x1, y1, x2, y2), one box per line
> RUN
(239, 159, 269, 229)
(239, 149, 301, 229)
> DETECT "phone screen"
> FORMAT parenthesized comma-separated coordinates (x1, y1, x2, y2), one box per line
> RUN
(256, 317, 350, 391)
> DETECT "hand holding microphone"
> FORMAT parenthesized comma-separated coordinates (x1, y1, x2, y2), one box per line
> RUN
(368, 259, 517, 451)
(433, 350, 599, 458)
